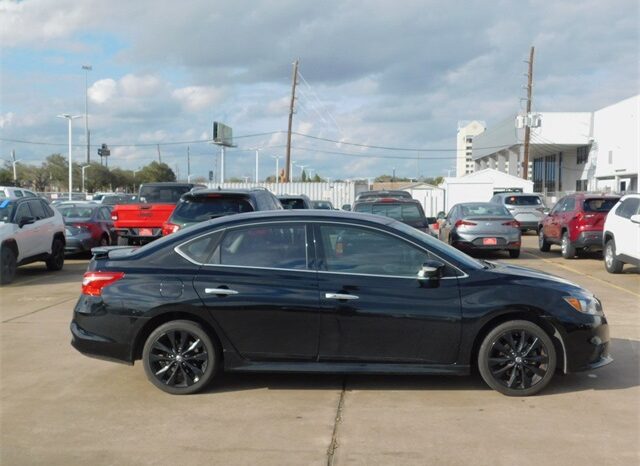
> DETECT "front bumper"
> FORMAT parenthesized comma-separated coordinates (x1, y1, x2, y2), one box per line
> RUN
(563, 316, 612, 373)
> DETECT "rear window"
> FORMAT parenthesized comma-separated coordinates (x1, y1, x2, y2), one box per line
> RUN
(58, 206, 96, 219)
(459, 204, 510, 217)
(171, 196, 254, 223)
(504, 196, 542, 206)
(355, 203, 424, 222)
(583, 198, 618, 212)
(139, 185, 192, 203)
(280, 198, 307, 209)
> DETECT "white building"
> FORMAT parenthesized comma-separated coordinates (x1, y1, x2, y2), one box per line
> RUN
(400, 182, 445, 217)
(456, 120, 486, 177)
(471, 95, 639, 197)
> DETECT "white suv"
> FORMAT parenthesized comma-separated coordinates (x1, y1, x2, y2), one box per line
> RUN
(603, 194, 640, 273)
(0, 196, 66, 284)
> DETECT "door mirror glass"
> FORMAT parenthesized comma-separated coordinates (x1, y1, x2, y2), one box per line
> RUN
(19, 216, 36, 228)
(630, 214, 640, 225)
(425, 217, 437, 225)
(418, 260, 445, 279)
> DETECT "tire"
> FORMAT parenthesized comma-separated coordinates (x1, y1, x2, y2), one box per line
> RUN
(142, 320, 218, 395)
(0, 246, 17, 285)
(99, 234, 110, 247)
(604, 239, 624, 274)
(45, 238, 65, 271)
(117, 236, 129, 246)
(538, 229, 550, 252)
(509, 249, 521, 259)
(561, 232, 575, 259)
(478, 320, 557, 396)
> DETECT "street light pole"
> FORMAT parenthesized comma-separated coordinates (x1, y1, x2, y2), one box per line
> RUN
(82, 65, 92, 164)
(11, 150, 20, 182)
(57, 114, 81, 200)
(271, 155, 281, 191)
(81, 165, 89, 194)
(255, 149, 260, 183)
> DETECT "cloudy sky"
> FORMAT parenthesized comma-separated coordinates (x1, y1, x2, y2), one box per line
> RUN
(1, 0, 638, 181)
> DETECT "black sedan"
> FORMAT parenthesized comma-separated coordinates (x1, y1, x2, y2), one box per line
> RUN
(71, 210, 611, 396)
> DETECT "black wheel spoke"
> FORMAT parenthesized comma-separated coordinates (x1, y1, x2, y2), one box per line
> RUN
(155, 362, 173, 376)
(179, 331, 188, 352)
(165, 364, 179, 385)
(492, 362, 515, 375)
(524, 363, 547, 377)
(149, 353, 172, 362)
(489, 357, 510, 366)
(505, 333, 517, 351)
(506, 366, 518, 387)
(153, 341, 173, 355)
(166, 332, 178, 352)
(185, 351, 207, 361)
(493, 341, 511, 355)
(183, 338, 201, 355)
(520, 366, 532, 389)
(518, 330, 527, 352)
(522, 337, 540, 357)
(180, 365, 194, 386)
(524, 354, 548, 364)
(184, 361, 204, 378)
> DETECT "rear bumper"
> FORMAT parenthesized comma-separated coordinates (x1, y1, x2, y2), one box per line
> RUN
(453, 231, 521, 251)
(573, 231, 603, 249)
(114, 228, 162, 243)
(71, 321, 133, 365)
(65, 235, 96, 254)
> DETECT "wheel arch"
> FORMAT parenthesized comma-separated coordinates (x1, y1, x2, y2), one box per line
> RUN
(53, 231, 66, 245)
(603, 230, 614, 244)
(469, 309, 567, 374)
(2, 239, 19, 257)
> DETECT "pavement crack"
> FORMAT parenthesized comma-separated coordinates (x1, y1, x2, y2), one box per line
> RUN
(2, 296, 77, 323)
(326, 376, 347, 466)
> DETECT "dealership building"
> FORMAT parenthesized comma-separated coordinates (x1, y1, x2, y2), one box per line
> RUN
(471, 94, 639, 198)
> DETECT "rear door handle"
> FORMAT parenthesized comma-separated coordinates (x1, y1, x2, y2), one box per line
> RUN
(324, 292, 359, 300)
(205, 288, 239, 296)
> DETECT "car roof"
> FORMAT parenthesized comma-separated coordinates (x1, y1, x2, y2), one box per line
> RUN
(355, 197, 421, 205)
(277, 194, 311, 200)
(188, 188, 265, 197)
(495, 192, 540, 197)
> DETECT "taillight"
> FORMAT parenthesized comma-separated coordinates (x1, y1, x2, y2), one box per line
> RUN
(162, 222, 181, 236)
(502, 220, 521, 228)
(81, 272, 125, 296)
(111, 213, 118, 221)
(455, 220, 477, 228)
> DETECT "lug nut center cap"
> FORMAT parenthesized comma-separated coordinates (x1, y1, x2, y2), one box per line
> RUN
(515, 356, 523, 363)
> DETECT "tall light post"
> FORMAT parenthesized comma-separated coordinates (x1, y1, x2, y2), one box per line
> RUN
(81, 165, 89, 194)
(82, 65, 92, 164)
(57, 114, 81, 200)
(133, 168, 140, 193)
(271, 155, 281, 191)
(296, 164, 308, 181)
(255, 148, 260, 183)
(290, 160, 297, 181)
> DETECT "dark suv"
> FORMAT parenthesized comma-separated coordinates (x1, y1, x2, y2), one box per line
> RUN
(162, 188, 282, 235)
(538, 193, 620, 258)
(353, 197, 435, 233)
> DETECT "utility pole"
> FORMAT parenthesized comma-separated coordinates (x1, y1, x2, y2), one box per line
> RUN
(157, 144, 162, 163)
(82, 65, 92, 164)
(285, 59, 299, 182)
(522, 46, 535, 180)
(187, 146, 191, 183)
(11, 150, 18, 182)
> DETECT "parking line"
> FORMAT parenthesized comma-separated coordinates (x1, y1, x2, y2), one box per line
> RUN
(522, 251, 640, 298)
(2, 296, 78, 323)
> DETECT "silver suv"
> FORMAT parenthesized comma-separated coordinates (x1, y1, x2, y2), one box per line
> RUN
(0, 196, 66, 284)
(490, 193, 548, 233)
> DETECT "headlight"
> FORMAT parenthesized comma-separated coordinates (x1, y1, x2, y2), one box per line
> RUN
(563, 296, 603, 315)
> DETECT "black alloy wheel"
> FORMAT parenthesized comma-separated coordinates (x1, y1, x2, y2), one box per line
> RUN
(0, 246, 17, 285)
(45, 238, 65, 271)
(142, 320, 217, 395)
(478, 320, 556, 396)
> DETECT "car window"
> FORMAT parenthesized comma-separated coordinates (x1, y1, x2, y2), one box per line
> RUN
(562, 198, 576, 212)
(28, 199, 46, 219)
(58, 206, 96, 219)
(176, 230, 224, 264)
(14, 202, 32, 223)
(219, 223, 308, 269)
(614, 198, 639, 219)
(41, 200, 54, 218)
(583, 198, 617, 213)
(139, 185, 192, 203)
(504, 195, 542, 206)
(172, 196, 254, 223)
(0, 199, 15, 223)
(458, 204, 510, 217)
(279, 198, 307, 209)
(14, 190, 23, 198)
(354, 203, 424, 222)
(318, 224, 433, 277)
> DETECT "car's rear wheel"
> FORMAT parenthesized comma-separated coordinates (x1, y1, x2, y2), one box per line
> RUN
(538, 229, 550, 252)
(142, 320, 218, 395)
(604, 239, 623, 274)
(478, 320, 556, 396)
(509, 249, 521, 258)
(1, 246, 17, 285)
(100, 234, 109, 247)
(561, 232, 575, 259)
(45, 238, 65, 271)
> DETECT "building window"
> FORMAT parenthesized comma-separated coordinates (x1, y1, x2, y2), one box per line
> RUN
(465, 137, 473, 144)
(576, 179, 588, 192)
(576, 146, 589, 164)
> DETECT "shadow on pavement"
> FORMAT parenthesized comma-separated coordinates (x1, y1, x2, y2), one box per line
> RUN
(6, 261, 88, 287)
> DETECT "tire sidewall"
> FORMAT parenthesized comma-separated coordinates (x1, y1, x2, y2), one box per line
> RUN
(478, 320, 557, 396)
(142, 320, 218, 395)
(46, 239, 65, 271)
(1, 246, 17, 284)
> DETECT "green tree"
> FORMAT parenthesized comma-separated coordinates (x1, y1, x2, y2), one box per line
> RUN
(137, 162, 176, 184)
(0, 166, 13, 185)
(301, 169, 308, 182)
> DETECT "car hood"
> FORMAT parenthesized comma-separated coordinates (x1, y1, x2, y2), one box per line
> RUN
(0, 222, 17, 237)
(486, 261, 582, 291)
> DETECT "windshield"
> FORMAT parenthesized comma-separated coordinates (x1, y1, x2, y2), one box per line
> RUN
(0, 200, 15, 223)
(504, 196, 543, 206)
(171, 197, 254, 223)
(139, 186, 192, 204)
(460, 203, 510, 217)
(355, 202, 424, 222)
(58, 206, 96, 220)
(584, 198, 618, 212)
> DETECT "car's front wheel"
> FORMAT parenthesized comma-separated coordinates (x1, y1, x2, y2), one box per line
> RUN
(604, 239, 624, 273)
(0, 246, 17, 285)
(142, 320, 218, 395)
(478, 320, 556, 396)
(45, 238, 65, 271)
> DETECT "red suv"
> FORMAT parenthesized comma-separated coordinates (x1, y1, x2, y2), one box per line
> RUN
(538, 193, 620, 258)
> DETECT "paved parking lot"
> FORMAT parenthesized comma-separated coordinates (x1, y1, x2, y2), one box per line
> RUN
(1, 235, 638, 466)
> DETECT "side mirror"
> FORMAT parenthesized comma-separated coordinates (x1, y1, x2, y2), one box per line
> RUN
(19, 216, 36, 228)
(631, 214, 640, 225)
(418, 260, 445, 280)
(436, 211, 445, 220)
(426, 217, 437, 225)
(341, 204, 351, 211)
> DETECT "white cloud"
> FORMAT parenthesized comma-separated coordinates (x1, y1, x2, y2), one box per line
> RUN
(88, 79, 117, 104)
(172, 86, 223, 112)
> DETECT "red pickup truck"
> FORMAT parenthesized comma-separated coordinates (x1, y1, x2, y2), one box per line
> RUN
(112, 182, 204, 245)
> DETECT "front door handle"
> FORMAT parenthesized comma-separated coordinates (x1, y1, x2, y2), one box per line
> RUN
(324, 292, 359, 300)
(205, 287, 239, 296)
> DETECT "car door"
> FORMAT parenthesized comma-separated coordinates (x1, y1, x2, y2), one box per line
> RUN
(545, 199, 564, 240)
(314, 222, 462, 364)
(12, 201, 37, 259)
(27, 200, 50, 255)
(192, 221, 321, 361)
(97, 207, 115, 242)
(439, 206, 457, 243)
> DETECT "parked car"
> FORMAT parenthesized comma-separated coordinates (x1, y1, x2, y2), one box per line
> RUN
(439, 202, 521, 258)
(602, 194, 640, 273)
(538, 193, 620, 259)
(162, 188, 282, 235)
(490, 193, 548, 233)
(101, 194, 137, 206)
(89, 192, 115, 203)
(0, 196, 66, 284)
(355, 190, 412, 201)
(0, 186, 38, 199)
(277, 194, 312, 209)
(311, 200, 335, 210)
(71, 210, 611, 396)
(352, 197, 435, 234)
(56, 203, 116, 254)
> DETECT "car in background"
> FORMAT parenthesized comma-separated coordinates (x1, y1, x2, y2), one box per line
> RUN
(538, 193, 620, 259)
(352, 197, 435, 234)
(602, 194, 640, 273)
(355, 190, 412, 201)
(0, 196, 66, 284)
(277, 194, 312, 209)
(0, 186, 38, 199)
(101, 194, 137, 207)
(490, 193, 548, 233)
(56, 202, 116, 254)
(439, 202, 521, 258)
(89, 192, 115, 203)
(71, 210, 611, 396)
(162, 188, 282, 235)
(311, 200, 335, 210)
